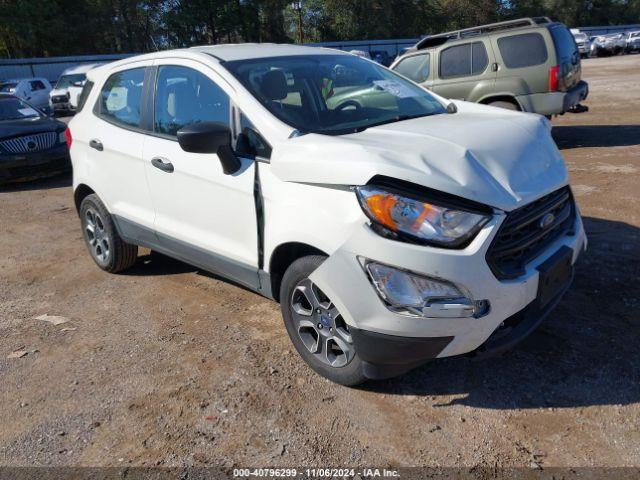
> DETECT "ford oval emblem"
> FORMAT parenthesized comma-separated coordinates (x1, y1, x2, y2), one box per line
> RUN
(539, 213, 556, 229)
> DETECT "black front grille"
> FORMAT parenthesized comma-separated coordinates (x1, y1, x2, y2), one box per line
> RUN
(487, 187, 575, 280)
(51, 95, 68, 103)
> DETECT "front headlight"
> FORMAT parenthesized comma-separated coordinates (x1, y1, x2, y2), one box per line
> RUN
(355, 185, 490, 247)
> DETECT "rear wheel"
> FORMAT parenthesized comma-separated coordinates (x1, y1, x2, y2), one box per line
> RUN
(80, 194, 138, 273)
(280, 255, 366, 386)
(488, 100, 520, 111)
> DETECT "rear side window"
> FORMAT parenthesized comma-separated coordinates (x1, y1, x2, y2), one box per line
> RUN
(154, 65, 230, 137)
(439, 42, 488, 78)
(549, 26, 577, 60)
(497, 33, 548, 68)
(393, 52, 431, 83)
(98, 68, 145, 128)
(77, 81, 94, 112)
(30, 80, 46, 90)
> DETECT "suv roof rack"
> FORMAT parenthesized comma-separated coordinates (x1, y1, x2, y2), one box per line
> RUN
(416, 17, 553, 50)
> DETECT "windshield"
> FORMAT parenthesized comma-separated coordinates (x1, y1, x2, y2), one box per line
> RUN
(56, 73, 86, 89)
(0, 96, 42, 121)
(0, 82, 18, 93)
(224, 54, 446, 135)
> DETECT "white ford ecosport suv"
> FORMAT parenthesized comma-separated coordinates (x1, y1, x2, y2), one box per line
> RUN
(68, 44, 586, 385)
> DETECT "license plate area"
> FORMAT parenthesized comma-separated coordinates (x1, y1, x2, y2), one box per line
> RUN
(536, 246, 574, 308)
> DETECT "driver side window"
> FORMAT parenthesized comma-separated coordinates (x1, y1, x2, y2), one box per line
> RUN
(154, 65, 230, 137)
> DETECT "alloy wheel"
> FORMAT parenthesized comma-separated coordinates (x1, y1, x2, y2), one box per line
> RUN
(290, 278, 354, 368)
(84, 207, 110, 264)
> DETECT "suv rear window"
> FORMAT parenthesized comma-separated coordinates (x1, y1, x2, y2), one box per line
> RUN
(550, 25, 577, 60)
(497, 33, 548, 68)
(439, 42, 489, 78)
(97, 68, 145, 128)
(393, 52, 430, 83)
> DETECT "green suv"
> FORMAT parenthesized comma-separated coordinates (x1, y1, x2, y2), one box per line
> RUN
(390, 17, 589, 116)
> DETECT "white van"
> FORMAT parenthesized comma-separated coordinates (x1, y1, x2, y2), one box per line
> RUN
(49, 63, 102, 115)
(0, 77, 52, 111)
(68, 45, 586, 385)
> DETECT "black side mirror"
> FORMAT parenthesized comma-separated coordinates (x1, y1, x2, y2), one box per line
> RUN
(176, 122, 241, 175)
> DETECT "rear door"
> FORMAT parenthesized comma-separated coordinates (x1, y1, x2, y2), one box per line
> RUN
(89, 63, 156, 239)
(142, 60, 259, 288)
(431, 39, 496, 101)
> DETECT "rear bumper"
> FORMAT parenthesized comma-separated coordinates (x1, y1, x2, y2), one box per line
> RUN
(0, 146, 70, 184)
(518, 81, 589, 116)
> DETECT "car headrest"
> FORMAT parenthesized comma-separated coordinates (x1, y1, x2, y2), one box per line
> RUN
(260, 70, 288, 101)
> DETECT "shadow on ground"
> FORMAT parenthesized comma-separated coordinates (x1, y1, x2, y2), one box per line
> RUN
(0, 173, 71, 192)
(553, 125, 640, 149)
(362, 216, 640, 409)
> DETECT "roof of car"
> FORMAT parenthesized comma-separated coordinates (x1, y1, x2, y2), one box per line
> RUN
(190, 43, 344, 61)
(60, 63, 103, 75)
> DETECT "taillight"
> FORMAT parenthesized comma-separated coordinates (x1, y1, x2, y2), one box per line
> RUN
(64, 127, 72, 148)
(548, 65, 560, 92)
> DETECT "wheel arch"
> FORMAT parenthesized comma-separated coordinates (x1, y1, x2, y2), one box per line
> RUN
(74, 183, 96, 214)
(479, 94, 523, 110)
(268, 242, 329, 302)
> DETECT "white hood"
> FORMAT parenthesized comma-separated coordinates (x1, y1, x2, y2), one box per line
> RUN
(270, 102, 568, 212)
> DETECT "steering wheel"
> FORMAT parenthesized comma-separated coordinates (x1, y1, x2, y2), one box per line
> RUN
(333, 100, 362, 113)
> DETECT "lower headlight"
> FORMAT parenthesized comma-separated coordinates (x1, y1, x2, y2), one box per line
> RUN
(365, 261, 488, 318)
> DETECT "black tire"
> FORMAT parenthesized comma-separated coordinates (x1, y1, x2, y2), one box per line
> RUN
(79, 194, 138, 273)
(488, 100, 520, 111)
(280, 255, 367, 386)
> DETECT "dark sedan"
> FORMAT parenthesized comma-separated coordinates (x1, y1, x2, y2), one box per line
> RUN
(0, 93, 70, 185)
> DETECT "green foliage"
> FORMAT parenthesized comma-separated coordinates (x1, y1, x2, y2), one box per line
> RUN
(0, 0, 638, 58)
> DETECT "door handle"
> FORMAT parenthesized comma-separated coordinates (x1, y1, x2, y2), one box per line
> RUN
(151, 157, 174, 173)
(89, 139, 103, 151)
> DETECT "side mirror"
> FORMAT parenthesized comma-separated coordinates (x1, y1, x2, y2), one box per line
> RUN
(177, 122, 241, 175)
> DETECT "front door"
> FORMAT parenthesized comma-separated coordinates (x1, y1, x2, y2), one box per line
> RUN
(142, 61, 259, 289)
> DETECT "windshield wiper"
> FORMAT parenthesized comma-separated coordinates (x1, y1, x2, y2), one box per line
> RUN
(349, 113, 436, 134)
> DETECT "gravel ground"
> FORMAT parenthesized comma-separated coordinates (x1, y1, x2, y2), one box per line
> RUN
(1, 55, 639, 469)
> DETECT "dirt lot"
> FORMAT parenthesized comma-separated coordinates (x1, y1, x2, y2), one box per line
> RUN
(1, 55, 639, 470)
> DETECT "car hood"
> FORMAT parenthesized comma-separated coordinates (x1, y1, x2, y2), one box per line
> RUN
(50, 88, 68, 96)
(0, 115, 65, 138)
(270, 101, 568, 212)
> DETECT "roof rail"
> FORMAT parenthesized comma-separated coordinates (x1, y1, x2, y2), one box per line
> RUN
(416, 17, 553, 50)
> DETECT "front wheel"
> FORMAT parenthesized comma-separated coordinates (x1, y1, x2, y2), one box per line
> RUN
(280, 255, 367, 386)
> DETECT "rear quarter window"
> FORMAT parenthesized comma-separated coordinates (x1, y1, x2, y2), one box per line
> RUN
(497, 33, 548, 68)
(77, 81, 94, 112)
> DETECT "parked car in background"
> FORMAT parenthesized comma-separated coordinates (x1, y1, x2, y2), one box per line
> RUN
(626, 31, 640, 53)
(390, 17, 588, 117)
(348, 50, 371, 60)
(0, 77, 53, 112)
(49, 63, 102, 116)
(0, 93, 70, 184)
(69, 44, 585, 385)
(572, 31, 590, 57)
(591, 33, 626, 56)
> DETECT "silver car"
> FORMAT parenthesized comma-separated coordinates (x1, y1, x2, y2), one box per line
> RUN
(626, 31, 640, 53)
(591, 33, 626, 56)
